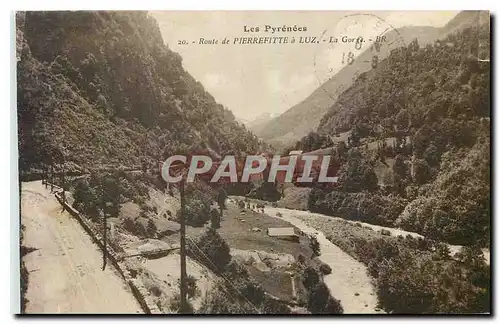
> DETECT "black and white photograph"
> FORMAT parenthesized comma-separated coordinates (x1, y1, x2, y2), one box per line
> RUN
(14, 9, 491, 315)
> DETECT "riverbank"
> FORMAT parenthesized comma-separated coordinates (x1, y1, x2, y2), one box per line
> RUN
(251, 203, 381, 314)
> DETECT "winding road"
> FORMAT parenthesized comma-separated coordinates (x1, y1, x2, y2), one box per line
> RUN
(21, 181, 142, 314)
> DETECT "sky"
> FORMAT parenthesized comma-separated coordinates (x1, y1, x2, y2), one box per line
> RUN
(152, 11, 458, 121)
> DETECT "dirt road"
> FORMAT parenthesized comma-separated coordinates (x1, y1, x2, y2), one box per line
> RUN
(21, 181, 142, 314)
(262, 206, 379, 314)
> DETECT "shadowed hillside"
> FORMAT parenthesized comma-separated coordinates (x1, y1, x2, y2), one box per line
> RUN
(17, 11, 261, 173)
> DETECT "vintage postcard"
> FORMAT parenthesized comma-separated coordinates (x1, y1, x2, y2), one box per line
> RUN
(16, 10, 491, 315)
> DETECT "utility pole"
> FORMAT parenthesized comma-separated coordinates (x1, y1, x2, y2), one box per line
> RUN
(50, 163, 54, 193)
(179, 177, 187, 313)
(101, 207, 107, 270)
(61, 159, 66, 205)
(103, 208, 107, 270)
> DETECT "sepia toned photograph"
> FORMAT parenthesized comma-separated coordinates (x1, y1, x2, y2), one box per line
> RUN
(16, 10, 491, 315)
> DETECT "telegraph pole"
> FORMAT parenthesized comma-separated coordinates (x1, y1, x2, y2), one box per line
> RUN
(61, 158, 66, 205)
(102, 208, 107, 270)
(50, 163, 54, 193)
(179, 177, 187, 313)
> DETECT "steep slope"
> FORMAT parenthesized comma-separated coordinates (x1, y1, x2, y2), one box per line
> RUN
(245, 112, 278, 135)
(255, 11, 487, 145)
(17, 11, 260, 173)
(255, 26, 439, 144)
(317, 17, 490, 137)
(440, 10, 490, 37)
(308, 18, 490, 246)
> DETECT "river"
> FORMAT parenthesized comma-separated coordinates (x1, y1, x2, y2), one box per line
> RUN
(261, 205, 490, 265)
(228, 198, 490, 314)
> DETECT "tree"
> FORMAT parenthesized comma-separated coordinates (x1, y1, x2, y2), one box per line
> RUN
(146, 218, 157, 237)
(309, 235, 321, 257)
(217, 187, 227, 210)
(342, 149, 378, 192)
(73, 178, 100, 221)
(319, 263, 332, 275)
(307, 282, 343, 314)
(336, 141, 347, 161)
(210, 206, 221, 229)
(199, 282, 252, 314)
(348, 127, 361, 148)
(393, 154, 409, 196)
(261, 297, 290, 314)
(432, 243, 451, 261)
(177, 275, 199, 300)
(247, 181, 281, 202)
(413, 158, 430, 185)
(412, 125, 432, 158)
(424, 143, 440, 168)
(100, 173, 121, 218)
(169, 293, 195, 314)
(197, 228, 231, 273)
(302, 266, 320, 290)
(179, 189, 212, 227)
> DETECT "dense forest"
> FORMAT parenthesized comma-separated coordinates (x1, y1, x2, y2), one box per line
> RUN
(17, 11, 261, 173)
(284, 21, 491, 314)
(295, 22, 490, 247)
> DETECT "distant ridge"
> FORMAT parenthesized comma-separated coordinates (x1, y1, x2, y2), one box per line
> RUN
(253, 11, 488, 147)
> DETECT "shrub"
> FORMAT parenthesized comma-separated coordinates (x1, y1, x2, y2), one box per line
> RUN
(122, 217, 146, 237)
(261, 297, 291, 314)
(177, 275, 199, 300)
(196, 228, 231, 273)
(308, 190, 407, 227)
(307, 282, 343, 314)
(178, 191, 212, 227)
(309, 235, 321, 257)
(20, 259, 29, 313)
(380, 229, 392, 236)
(146, 218, 157, 237)
(347, 236, 490, 314)
(169, 293, 194, 314)
(210, 207, 221, 229)
(199, 282, 253, 314)
(319, 263, 332, 275)
(302, 266, 320, 290)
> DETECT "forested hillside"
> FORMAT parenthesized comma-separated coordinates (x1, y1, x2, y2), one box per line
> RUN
(318, 26, 489, 135)
(17, 11, 260, 173)
(255, 11, 488, 147)
(304, 21, 490, 246)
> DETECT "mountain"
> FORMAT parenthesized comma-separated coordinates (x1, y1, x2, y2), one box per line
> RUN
(17, 11, 260, 173)
(310, 14, 490, 245)
(254, 11, 487, 145)
(440, 10, 490, 36)
(245, 112, 279, 134)
(317, 11, 490, 135)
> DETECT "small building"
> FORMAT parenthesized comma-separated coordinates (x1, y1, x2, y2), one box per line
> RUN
(267, 227, 299, 242)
